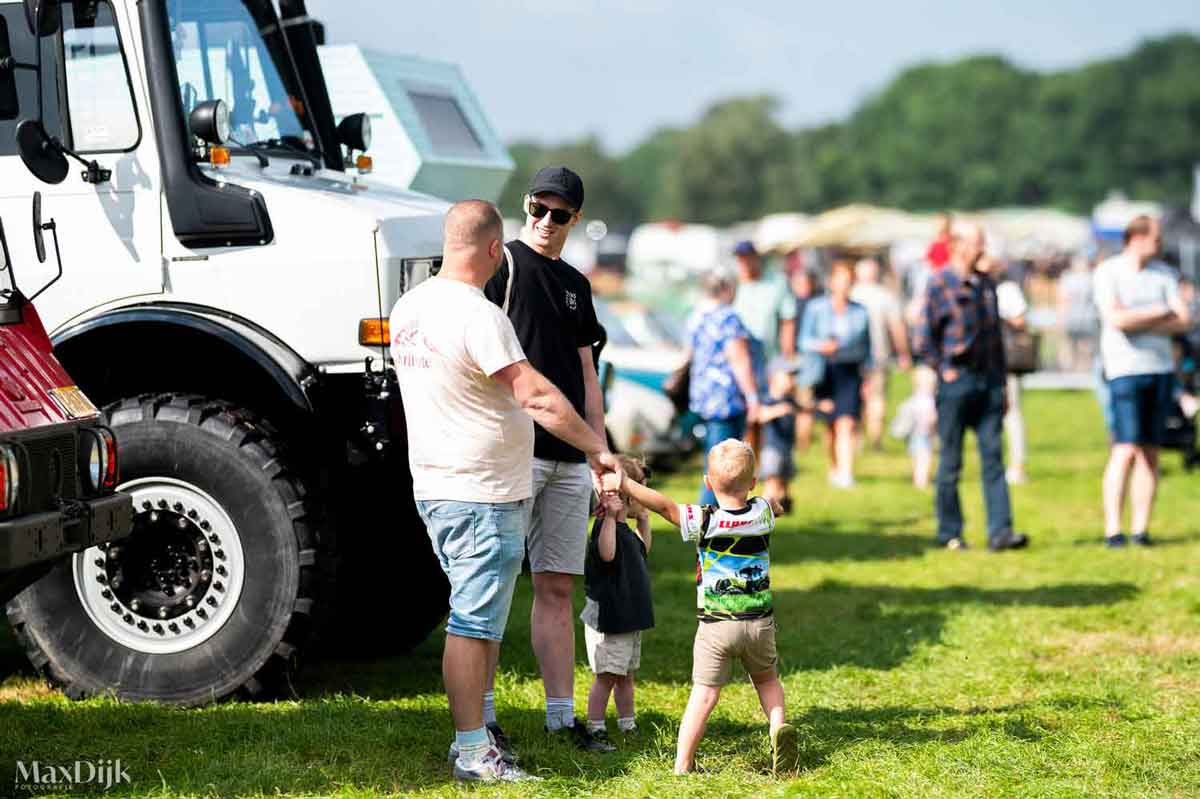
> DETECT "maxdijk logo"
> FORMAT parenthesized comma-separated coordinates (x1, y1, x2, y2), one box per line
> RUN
(14, 759, 130, 792)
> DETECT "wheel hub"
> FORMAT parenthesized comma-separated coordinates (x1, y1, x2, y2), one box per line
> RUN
(74, 478, 245, 654)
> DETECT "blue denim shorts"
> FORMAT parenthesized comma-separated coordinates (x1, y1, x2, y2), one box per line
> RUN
(416, 499, 529, 641)
(1110, 373, 1171, 445)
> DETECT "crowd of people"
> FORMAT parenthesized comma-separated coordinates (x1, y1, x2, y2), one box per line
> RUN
(388, 162, 1194, 783)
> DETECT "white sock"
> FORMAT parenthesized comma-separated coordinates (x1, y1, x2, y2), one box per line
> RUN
(587, 719, 606, 733)
(545, 696, 574, 731)
(617, 716, 636, 732)
(455, 726, 490, 765)
(482, 690, 496, 726)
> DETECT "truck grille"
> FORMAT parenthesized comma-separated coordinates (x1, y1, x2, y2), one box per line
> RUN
(20, 431, 78, 511)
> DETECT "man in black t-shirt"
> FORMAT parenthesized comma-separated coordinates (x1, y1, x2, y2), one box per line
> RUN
(483, 166, 611, 751)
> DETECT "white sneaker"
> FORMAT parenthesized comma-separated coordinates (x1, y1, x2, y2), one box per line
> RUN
(452, 747, 539, 782)
(447, 724, 515, 765)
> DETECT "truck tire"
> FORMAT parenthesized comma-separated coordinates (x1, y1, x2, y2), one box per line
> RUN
(6, 395, 323, 706)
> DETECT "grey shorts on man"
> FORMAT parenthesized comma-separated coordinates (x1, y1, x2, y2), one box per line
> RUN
(528, 458, 592, 574)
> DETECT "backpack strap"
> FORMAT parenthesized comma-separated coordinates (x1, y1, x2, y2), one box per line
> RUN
(501, 245, 516, 314)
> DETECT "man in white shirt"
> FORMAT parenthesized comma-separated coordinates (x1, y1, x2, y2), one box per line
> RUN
(390, 200, 621, 782)
(1093, 215, 1190, 547)
(851, 257, 912, 449)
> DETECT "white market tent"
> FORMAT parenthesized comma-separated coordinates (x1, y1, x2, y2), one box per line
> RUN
(317, 45, 514, 202)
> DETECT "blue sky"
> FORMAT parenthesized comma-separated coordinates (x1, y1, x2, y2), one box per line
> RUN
(308, 0, 1200, 153)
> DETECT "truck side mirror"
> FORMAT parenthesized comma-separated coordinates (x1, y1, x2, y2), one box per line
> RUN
(23, 0, 61, 37)
(16, 119, 69, 185)
(32, 190, 45, 263)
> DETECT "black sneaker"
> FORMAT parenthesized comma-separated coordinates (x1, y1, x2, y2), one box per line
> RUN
(1104, 533, 1128, 548)
(987, 531, 1029, 551)
(547, 718, 616, 752)
(1131, 532, 1152, 547)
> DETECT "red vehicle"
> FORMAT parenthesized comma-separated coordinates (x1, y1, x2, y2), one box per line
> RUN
(0, 196, 131, 606)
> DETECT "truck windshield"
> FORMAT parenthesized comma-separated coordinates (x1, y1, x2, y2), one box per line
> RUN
(169, 0, 316, 152)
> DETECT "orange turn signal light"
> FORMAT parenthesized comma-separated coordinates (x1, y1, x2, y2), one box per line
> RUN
(210, 146, 230, 166)
(355, 154, 373, 173)
(358, 318, 390, 346)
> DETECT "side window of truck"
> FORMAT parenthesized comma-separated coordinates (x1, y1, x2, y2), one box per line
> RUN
(60, 0, 140, 152)
(0, 9, 66, 155)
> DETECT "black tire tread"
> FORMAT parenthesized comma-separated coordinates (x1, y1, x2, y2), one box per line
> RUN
(7, 392, 327, 704)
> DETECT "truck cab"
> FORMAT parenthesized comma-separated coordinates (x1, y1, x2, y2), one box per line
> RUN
(1, 0, 452, 704)
(0, 205, 132, 607)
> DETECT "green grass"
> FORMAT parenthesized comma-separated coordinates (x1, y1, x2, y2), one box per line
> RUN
(2, 385, 1200, 798)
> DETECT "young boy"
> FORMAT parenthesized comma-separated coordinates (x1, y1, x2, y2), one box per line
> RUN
(758, 362, 801, 513)
(622, 439, 798, 775)
(891, 366, 938, 489)
(582, 456, 654, 745)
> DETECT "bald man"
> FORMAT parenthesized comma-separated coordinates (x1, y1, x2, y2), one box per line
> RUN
(390, 199, 621, 783)
(914, 222, 1027, 552)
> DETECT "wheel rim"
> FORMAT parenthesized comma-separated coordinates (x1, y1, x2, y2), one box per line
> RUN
(73, 477, 246, 654)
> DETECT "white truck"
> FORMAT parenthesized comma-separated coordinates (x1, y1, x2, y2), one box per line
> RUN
(0, 0, 452, 705)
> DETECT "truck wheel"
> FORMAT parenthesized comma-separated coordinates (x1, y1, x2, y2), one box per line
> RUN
(6, 395, 323, 705)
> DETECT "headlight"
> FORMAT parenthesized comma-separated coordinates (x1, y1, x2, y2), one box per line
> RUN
(0, 444, 19, 512)
(79, 428, 118, 494)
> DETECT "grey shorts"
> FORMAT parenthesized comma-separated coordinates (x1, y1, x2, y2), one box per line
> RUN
(529, 458, 592, 575)
(584, 625, 642, 675)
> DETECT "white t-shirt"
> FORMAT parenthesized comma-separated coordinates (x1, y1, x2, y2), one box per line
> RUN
(850, 283, 902, 364)
(1093, 254, 1179, 379)
(732, 276, 797, 359)
(389, 277, 534, 503)
(996, 281, 1028, 321)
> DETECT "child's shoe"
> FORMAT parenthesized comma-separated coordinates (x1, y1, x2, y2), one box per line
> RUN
(770, 722, 798, 776)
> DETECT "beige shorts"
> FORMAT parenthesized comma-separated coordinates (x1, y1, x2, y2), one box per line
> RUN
(692, 617, 778, 686)
(584, 625, 642, 676)
(528, 458, 592, 575)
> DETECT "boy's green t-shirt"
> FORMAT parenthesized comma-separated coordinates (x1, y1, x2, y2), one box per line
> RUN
(676, 497, 776, 621)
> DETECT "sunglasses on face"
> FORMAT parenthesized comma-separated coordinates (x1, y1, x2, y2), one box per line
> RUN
(527, 200, 575, 225)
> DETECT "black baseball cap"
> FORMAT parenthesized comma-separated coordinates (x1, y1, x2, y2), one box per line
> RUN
(528, 166, 584, 210)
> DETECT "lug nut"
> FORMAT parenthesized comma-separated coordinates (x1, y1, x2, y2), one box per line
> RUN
(176, 518, 188, 530)
(137, 621, 148, 631)
(108, 547, 120, 559)
(149, 511, 159, 523)
(206, 596, 217, 607)
(110, 603, 121, 614)
(158, 499, 168, 509)
(123, 614, 134, 624)
(200, 570, 211, 581)
(101, 589, 112, 600)
(184, 596, 195, 607)
(196, 608, 207, 619)
(197, 540, 208, 551)
(94, 558, 104, 568)
(141, 501, 152, 510)
(173, 502, 183, 512)
(215, 550, 225, 561)
(183, 617, 195, 628)
(95, 574, 107, 584)
(168, 623, 180, 633)
(209, 534, 219, 544)
(130, 599, 140, 611)
(111, 576, 122, 588)
(200, 521, 211, 531)
(188, 510, 198, 520)
(153, 624, 164, 635)
(214, 582, 224, 592)
(216, 565, 227, 577)
(158, 607, 168, 619)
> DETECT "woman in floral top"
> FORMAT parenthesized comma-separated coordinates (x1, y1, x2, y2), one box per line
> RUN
(687, 268, 763, 504)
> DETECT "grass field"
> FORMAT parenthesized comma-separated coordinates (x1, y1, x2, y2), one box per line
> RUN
(2, 386, 1199, 798)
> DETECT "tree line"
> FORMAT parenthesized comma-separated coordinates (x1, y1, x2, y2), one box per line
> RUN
(498, 34, 1200, 228)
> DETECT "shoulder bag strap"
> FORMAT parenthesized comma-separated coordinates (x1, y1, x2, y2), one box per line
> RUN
(501, 245, 516, 314)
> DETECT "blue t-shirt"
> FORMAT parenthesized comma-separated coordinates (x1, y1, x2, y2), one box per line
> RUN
(687, 304, 764, 420)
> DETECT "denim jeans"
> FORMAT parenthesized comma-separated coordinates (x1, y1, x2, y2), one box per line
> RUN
(416, 498, 529, 641)
(699, 414, 747, 504)
(935, 370, 1013, 543)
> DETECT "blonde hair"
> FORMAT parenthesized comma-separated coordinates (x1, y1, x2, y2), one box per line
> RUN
(706, 439, 756, 493)
(615, 454, 647, 516)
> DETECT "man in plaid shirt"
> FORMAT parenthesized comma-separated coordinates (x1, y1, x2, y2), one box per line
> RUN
(913, 222, 1029, 552)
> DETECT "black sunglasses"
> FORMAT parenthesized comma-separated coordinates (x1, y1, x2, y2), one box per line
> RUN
(528, 200, 575, 225)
